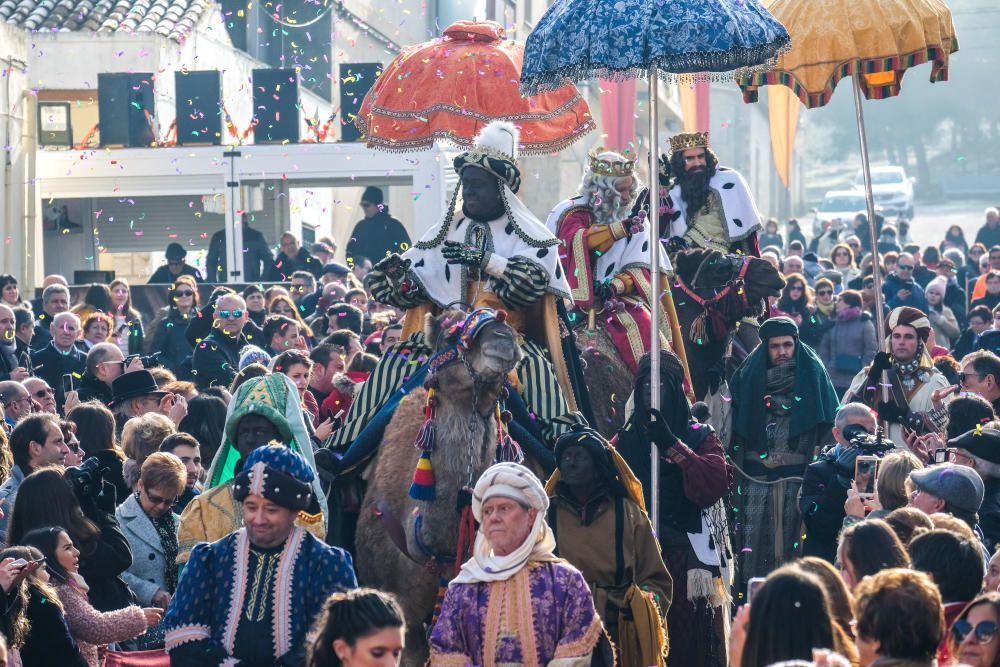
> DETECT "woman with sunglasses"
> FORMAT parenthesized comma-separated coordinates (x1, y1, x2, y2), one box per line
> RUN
(114, 453, 186, 649)
(774, 272, 812, 327)
(952, 593, 1000, 667)
(829, 243, 860, 286)
(108, 279, 144, 356)
(147, 277, 199, 377)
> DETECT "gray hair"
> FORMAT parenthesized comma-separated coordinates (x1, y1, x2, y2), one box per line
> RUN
(943, 248, 965, 268)
(834, 402, 876, 431)
(42, 284, 69, 303)
(579, 171, 639, 225)
(51, 312, 79, 329)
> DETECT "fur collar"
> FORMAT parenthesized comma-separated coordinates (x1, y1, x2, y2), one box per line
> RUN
(332, 372, 361, 397)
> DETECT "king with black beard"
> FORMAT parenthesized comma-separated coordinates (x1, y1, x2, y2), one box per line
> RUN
(663, 132, 762, 257)
(330, 121, 585, 451)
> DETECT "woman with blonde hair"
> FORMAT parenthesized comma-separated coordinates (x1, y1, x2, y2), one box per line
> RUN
(120, 413, 175, 491)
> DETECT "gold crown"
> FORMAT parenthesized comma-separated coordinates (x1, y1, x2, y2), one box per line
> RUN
(588, 147, 636, 177)
(669, 131, 710, 154)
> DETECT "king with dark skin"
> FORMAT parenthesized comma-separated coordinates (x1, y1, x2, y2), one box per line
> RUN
(235, 414, 281, 460)
(441, 168, 508, 266)
(558, 446, 600, 501)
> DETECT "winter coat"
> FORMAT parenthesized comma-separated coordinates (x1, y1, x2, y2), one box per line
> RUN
(882, 272, 928, 311)
(57, 580, 147, 667)
(800, 307, 836, 351)
(19, 586, 89, 667)
(799, 444, 851, 563)
(926, 305, 961, 349)
(819, 311, 879, 393)
(115, 493, 179, 606)
(319, 371, 368, 421)
(147, 307, 195, 377)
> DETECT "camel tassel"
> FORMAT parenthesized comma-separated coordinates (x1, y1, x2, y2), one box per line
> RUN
(414, 388, 437, 452)
(408, 451, 436, 501)
(689, 310, 708, 345)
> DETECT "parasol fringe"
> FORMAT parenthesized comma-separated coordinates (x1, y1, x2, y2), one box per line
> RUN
(519, 38, 792, 96)
(737, 39, 959, 110)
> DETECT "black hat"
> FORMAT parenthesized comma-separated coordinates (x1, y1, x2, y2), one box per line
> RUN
(109, 370, 168, 407)
(950, 427, 1000, 465)
(165, 243, 187, 261)
(361, 186, 384, 206)
(322, 262, 350, 276)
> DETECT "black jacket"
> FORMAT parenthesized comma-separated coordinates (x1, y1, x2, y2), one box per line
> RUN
(148, 264, 204, 284)
(952, 329, 980, 361)
(191, 330, 248, 389)
(19, 586, 89, 667)
(76, 373, 113, 406)
(30, 342, 87, 410)
(981, 478, 1000, 553)
(267, 247, 323, 281)
(185, 301, 263, 350)
(799, 445, 852, 563)
(205, 226, 274, 282)
(148, 307, 195, 377)
(31, 312, 54, 351)
(346, 211, 411, 265)
(0, 340, 30, 382)
(77, 503, 136, 612)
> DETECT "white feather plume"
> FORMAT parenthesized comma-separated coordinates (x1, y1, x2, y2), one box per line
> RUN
(473, 121, 520, 161)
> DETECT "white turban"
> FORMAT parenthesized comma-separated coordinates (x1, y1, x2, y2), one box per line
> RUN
(452, 463, 557, 585)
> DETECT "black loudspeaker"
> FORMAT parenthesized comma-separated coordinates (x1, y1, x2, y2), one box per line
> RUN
(252, 69, 299, 144)
(340, 62, 381, 142)
(98, 73, 155, 147)
(175, 70, 222, 145)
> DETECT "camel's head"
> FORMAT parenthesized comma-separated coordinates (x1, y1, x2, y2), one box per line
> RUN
(744, 255, 785, 301)
(674, 248, 784, 300)
(426, 308, 522, 396)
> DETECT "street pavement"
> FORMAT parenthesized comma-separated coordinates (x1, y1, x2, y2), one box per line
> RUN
(906, 198, 996, 248)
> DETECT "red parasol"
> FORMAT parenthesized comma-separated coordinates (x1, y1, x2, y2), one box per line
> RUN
(354, 20, 595, 155)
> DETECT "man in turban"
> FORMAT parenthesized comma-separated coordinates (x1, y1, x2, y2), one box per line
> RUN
(164, 445, 357, 666)
(545, 148, 676, 374)
(846, 306, 950, 449)
(729, 316, 840, 588)
(177, 374, 327, 564)
(662, 132, 761, 257)
(545, 424, 672, 666)
(430, 462, 610, 666)
(331, 120, 583, 455)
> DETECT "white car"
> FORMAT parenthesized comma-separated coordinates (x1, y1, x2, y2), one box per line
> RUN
(814, 190, 870, 236)
(852, 166, 915, 219)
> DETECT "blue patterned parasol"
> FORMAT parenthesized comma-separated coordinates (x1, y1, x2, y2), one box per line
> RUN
(520, 0, 791, 95)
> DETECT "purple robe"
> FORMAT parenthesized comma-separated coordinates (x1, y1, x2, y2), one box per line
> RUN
(430, 560, 602, 666)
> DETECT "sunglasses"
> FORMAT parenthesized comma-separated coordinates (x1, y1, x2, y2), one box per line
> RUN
(953, 619, 998, 645)
(959, 372, 986, 384)
(173, 291, 194, 298)
(143, 488, 177, 507)
(361, 202, 375, 208)
(789, 285, 804, 291)
(817, 290, 833, 296)
(67, 442, 81, 454)
(863, 282, 875, 288)
(898, 264, 914, 271)
(31, 387, 54, 398)
(218, 309, 245, 319)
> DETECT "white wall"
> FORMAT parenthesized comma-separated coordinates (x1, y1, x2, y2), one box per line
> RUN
(0, 24, 31, 286)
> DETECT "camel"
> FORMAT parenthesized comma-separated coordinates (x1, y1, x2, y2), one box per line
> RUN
(671, 248, 784, 400)
(578, 248, 784, 438)
(354, 308, 523, 667)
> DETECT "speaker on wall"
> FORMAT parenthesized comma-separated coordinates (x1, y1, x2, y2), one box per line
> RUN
(339, 62, 381, 142)
(252, 68, 299, 144)
(98, 73, 155, 147)
(175, 70, 222, 145)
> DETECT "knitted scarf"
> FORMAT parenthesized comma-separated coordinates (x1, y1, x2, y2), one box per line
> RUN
(730, 338, 840, 452)
(137, 491, 179, 593)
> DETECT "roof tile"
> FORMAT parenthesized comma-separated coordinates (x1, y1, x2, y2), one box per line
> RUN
(2, 0, 207, 41)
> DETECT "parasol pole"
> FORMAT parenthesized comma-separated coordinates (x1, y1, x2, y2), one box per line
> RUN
(852, 73, 890, 405)
(648, 68, 661, 531)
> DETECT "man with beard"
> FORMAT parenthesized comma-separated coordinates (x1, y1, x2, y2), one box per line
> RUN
(330, 121, 583, 454)
(546, 148, 675, 374)
(663, 132, 761, 257)
(846, 306, 951, 449)
(728, 316, 839, 588)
